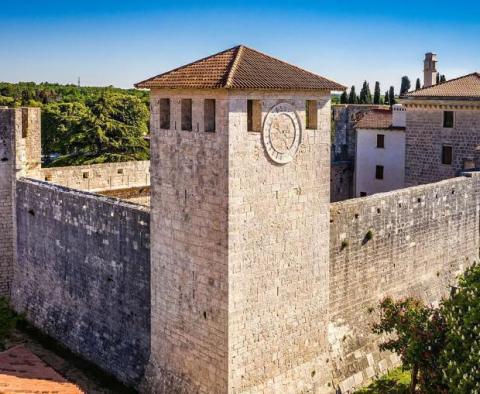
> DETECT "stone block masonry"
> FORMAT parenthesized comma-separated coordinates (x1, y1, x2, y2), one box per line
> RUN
(12, 178, 151, 387)
(328, 174, 480, 392)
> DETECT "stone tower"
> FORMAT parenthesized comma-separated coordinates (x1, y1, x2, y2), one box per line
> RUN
(136, 45, 345, 393)
(424, 52, 438, 88)
(0, 107, 41, 296)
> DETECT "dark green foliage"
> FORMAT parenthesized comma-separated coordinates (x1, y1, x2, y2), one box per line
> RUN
(441, 263, 480, 393)
(348, 86, 357, 104)
(365, 230, 373, 241)
(373, 297, 448, 393)
(416, 78, 421, 90)
(373, 82, 381, 104)
(340, 91, 348, 104)
(439, 75, 446, 83)
(384, 90, 390, 105)
(400, 76, 411, 96)
(0, 82, 150, 166)
(0, 298, 19, 350)
(436, 73, 440, 84)
(389, 86, 396, 106)
(359, 81, 372, 104)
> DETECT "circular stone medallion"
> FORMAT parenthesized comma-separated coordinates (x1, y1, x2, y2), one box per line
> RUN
(262, 102, 302, 164)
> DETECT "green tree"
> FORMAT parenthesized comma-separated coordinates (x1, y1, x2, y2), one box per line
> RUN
(43, 93, 149, 166)
(384, 90, 389, 105)
(400, 76, 411, 96)
(436, 73, 440, 84)
(373, 81, 381, 104)
(440, 75, 446, 83)
(441, 263, 480, 393)
(340, 91, 348, 104)
(372, 297, 448, 394)
(359, 81, 372, 104)
(348, 86, 357, 104)
(416, 78, 421, 90)
(389, 86, 396, 106)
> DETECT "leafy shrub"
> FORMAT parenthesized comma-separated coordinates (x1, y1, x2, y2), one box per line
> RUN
(0, 298, 18, 350)
(441, 263, 480, 393)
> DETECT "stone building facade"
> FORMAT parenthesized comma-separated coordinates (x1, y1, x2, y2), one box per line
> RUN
(402, 72, 480, 186)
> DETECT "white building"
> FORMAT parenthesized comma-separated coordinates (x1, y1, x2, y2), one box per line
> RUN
(354, 105, 406, 197)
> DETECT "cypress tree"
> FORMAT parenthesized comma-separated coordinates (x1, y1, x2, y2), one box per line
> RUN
(389, 86, 396, 106)
(436, 73, 440, 84)
(348, 86, 357, 104)
(384, 90, 389, 105)
(340, 91, 348, 104)
(373, 82, 381, 104)
(359, 81, 372, 104)
(440, 75, 446, 83)
(416, 78, 421, 90)
(400, 76, 411, 96)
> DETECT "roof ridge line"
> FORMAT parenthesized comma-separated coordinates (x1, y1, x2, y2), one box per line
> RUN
(134, 45, 239, 88)
(405, 71, 480, 96)
(224, 45, 244, 88)
(238, 45, 346, 90)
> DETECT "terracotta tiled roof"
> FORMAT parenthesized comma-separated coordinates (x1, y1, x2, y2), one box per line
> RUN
(405, 72, 480, 99)
(135, 45, 345, 91)
(355, 109, 402, 130)
(0, 345, 83, 393)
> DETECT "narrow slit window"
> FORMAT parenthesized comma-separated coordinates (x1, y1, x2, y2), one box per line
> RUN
(306, 100, 317, 129)
(376, 134, 385, 148)
(442, 145, 453, 165)
(375, 165, 384, 180)
(204, 99, 216, 132)
(443, 111, 454, 128)
(160, 98, 170, 129)
(181, 99, 192, 131)
(247, 100, 262, 132)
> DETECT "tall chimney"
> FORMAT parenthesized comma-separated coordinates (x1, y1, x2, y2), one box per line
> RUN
(424, 53, 438, 88)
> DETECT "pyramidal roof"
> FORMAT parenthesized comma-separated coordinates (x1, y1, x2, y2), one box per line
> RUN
(135, 45, 345, 91)
(405, 72, 480, 99)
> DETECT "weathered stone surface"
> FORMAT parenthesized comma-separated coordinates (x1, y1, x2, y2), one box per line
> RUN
(12, 179, 151, 386)
(328, 174, 480, 392)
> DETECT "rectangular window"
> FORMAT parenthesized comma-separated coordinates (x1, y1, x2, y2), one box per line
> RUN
(443, 111, 454, 128)
(247, 100, 262, 132)
(375, 165, 384, 180)
(376, 134, 385, 148)
(306, 100, 317, 129)
(181, 99, 192, 131)
(204, 99, 216, 132)
(159, 98, 170, 129)
(442, 145, 453, 165)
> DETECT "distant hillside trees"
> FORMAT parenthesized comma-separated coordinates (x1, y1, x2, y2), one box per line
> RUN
(373, 82, 381, 104)
(0, 82, 150, 166)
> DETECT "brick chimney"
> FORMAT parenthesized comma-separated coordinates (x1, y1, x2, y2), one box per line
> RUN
(424, 53, 438, 88)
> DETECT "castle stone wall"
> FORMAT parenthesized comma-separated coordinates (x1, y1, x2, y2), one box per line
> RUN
(0, 110, 16, 297)
(405, 105, 480, 186)
(12, 178, 151, 386)
(39, 160, 150, 191)
(328, 174, 480, 392)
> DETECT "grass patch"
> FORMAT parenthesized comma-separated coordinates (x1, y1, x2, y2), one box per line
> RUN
(356, 368, 411, 394)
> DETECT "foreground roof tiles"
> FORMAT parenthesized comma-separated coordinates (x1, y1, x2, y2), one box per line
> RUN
(355, 109, 403, 130)
(136, 45, 345, 91)
(405, 72, 480, 99)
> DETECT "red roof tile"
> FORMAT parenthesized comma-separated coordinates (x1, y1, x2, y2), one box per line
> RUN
(135, 45, 345, 91)
(355, 109, 403, 130)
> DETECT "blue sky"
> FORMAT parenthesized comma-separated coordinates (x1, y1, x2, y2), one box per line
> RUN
(1, 1, 479, 92)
